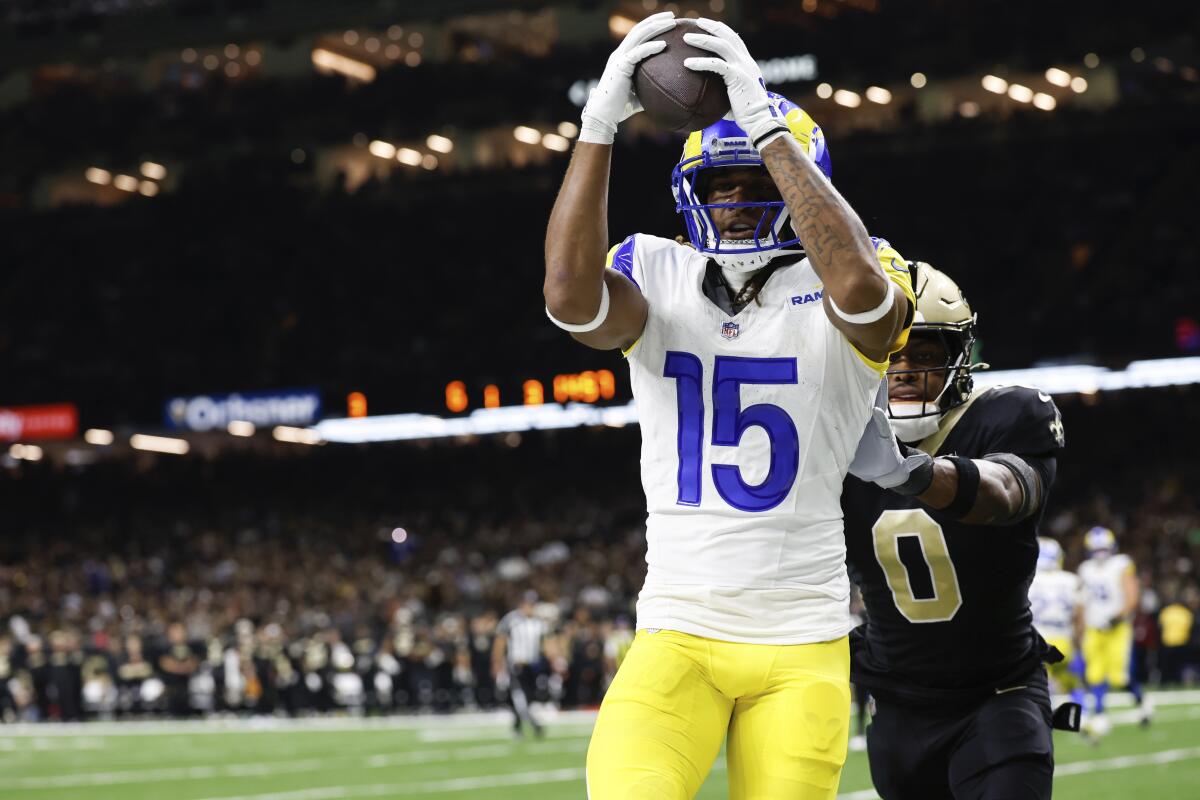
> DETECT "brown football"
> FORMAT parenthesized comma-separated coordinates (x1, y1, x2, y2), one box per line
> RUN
(633, 19, 731, 133)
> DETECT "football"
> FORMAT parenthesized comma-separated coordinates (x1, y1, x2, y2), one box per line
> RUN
(633, 18, 731, 133)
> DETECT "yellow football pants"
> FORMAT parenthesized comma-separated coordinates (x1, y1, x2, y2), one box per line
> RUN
(1044, 636, 1081, 692)
(586, 629, 850, 800)
(1083, 622, 1132, 687)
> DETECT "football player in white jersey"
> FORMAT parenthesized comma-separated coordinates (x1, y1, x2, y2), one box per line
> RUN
(1078, 526, 1148, 734)
(1029, 538, 1085, 704)
(543, 13, 914, 799)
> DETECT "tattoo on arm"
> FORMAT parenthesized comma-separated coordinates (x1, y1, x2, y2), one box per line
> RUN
(760, 137, 869, 278)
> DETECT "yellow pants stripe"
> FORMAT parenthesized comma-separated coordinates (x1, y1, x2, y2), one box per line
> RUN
(1083, 623, 1133, 687)
(586, 629, 850, 799)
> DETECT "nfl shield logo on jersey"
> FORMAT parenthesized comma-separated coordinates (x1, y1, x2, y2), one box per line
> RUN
(721, 321, 740, 340)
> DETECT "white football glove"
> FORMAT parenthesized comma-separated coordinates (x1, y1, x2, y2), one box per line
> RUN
(849, 381, 936, 494)
(682, 19, 790, 150)
(579, 11, 678, 145)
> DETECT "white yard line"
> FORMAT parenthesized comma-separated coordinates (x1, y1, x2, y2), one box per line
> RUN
(192, 768, 588, 800)
(836, 745, 1200, 800)
(8, 736, 588, 790)
(1054, 746, 1200, 776)
(180, 744, 1200, 800)
(0, 708, 600, 737)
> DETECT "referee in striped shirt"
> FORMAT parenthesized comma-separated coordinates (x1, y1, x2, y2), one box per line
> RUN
(492, 590, 549, 737)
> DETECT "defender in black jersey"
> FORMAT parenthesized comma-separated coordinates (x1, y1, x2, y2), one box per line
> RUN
(843, 262, 1068, 800)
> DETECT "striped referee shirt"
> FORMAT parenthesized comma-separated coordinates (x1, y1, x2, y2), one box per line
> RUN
(498, 610, 547, 666)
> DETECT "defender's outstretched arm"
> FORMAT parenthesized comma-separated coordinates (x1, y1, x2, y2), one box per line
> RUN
(912, 455, 1051, 526)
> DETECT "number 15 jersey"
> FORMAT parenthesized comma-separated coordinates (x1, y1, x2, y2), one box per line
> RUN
(613, 233, 915, 645)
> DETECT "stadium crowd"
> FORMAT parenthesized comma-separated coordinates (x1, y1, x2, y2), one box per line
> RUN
(2, 388, 1198, 722)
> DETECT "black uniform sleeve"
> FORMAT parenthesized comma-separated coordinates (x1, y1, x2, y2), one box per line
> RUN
(973, 386, 1064, 514)
(977, 386, 1065, 458)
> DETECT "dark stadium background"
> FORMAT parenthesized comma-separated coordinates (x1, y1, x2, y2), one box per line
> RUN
(0, 0, 1197, 747)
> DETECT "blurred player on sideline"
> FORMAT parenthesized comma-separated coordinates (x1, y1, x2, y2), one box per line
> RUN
(1029, 537, 1085, 708)
(543, 12, 914, 798)
(492, 591, 548, 738)
(843, 262, 1075, 800)
(1078, 526, 1151, 736)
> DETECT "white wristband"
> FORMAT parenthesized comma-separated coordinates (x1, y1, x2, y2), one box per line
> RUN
(828, 284, 895, 324)
(545, 281, 611, 333)
(578, 115, 616, 145)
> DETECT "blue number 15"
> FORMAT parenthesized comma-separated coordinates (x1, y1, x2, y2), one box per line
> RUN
(663, 352, 800, 512)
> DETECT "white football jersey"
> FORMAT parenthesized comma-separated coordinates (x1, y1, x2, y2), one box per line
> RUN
(1028, 569, 1081, 642)
(610, 233, 912, 645)
(1078, 554, 1134, 630)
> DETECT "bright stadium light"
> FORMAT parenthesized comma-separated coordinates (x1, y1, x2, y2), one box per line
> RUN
(816, 82, 833, 99)
(426, 135, 453, 153)
(1007, 83, 1034, 103)
(368, 139, 396, 159)
(113, 174, 138, 192)
(1044, 68, 1071, 87)
(1033, 92, 1057, 111)
(130, 434, 190, 455)
(557, 121, 579, 138)
(541, 133, 570, 151)
(909, 72, 927, 88)
(609, 15, 636, 37)
(85, 167, 112, 185)
(981, 75, 1008, 94)
(865, 86, 892, 104)
(1071, 76, 1088, 93)
(9, 444, 43, 461)
(140, 161, 167, 180)
(833, 90, 861, 108)
(312, 48, 376, 83)
(396, 148, 422, 166)
(227, 420, 256, 437)
(138, 181, 159, 197)
(421, 154, 438, 170)
(273, 425, 323, 445)
(513, 126, 542, 145)
(84, 428, 114, 445)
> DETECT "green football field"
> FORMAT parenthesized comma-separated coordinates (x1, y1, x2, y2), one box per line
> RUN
(3, 692, 1199, 799)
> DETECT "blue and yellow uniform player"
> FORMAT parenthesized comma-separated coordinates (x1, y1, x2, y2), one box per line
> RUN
(543, 13, 916, 799)
(1077, 526, 1150, 735)
(1028, 538, 1085, 703)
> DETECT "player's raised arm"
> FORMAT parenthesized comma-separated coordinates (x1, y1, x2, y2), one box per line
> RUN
(543, 12, 676, 352)
(683, 18, 909, 363)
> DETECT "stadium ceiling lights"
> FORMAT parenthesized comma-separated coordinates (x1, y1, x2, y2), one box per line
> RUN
(130, 434, 190, 455)
(312, 357, 1200, 444)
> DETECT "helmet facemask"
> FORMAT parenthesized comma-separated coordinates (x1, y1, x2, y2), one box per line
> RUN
(672, 98, 831, 273)
(887, 322, 977, 443)
(673, 148, 802, 274)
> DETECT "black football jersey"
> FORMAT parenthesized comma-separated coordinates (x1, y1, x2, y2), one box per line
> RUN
(843, 385, 1065, 702)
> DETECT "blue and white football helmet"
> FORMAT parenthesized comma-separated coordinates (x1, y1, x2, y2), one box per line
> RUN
(671, 92, 831, 273)
(1084, 526, 1117, 558)
(1037, 537, 1064, 572)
